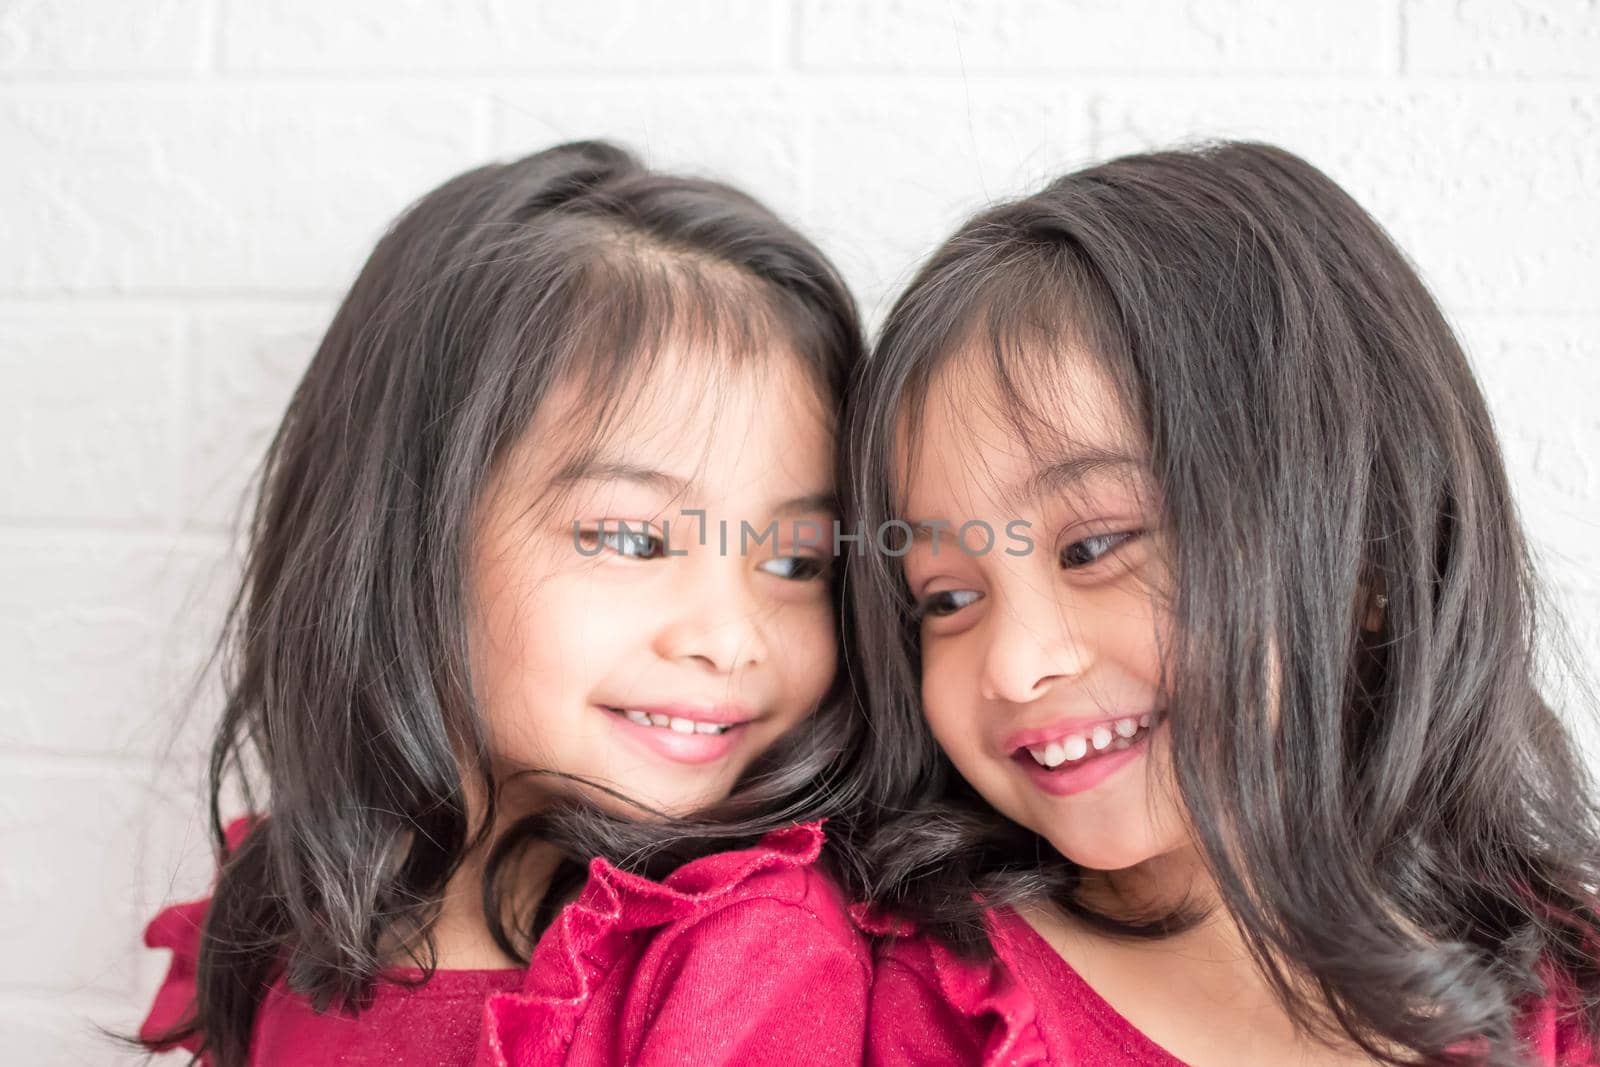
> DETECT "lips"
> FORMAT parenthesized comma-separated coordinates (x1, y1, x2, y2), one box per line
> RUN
(1004, 711, 1166, 797)
(1002, 711, 1160, 756)
(597, 702, 757, 766)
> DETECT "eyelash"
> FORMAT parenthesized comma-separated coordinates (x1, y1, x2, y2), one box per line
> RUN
(1059, 530, 1140, 569)
(580, 525, 667, 560)
(757, 555, 832, 582)
(913, 529, 1144, 620)
(917, 589, 981, 619)
(579, 525, 832, 582)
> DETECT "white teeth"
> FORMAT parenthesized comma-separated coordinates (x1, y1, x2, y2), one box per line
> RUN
(614, 708, 729, 735)
(1027, 741, 1071, 769)
(1025, 720, 1156, 770)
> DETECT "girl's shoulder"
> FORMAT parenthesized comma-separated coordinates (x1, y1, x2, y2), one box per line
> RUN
(139, 814, 261, 1057)
(479, 820, 871, 1067)
(141, 815, 527, 1067)
(860, 904, 1211, 1067)
(861, 904, 1600, 1067)
(855, 903, 1050, 1067)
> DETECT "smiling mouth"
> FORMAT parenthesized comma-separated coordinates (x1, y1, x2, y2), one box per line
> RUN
(1012, 711, 1165, 771)
(600, 706, 740, 736)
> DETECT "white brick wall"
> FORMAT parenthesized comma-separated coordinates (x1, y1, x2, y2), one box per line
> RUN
(1, 2, 1595, 1061)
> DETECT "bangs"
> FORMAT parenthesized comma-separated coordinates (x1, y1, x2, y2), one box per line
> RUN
(470, 212, 837, 509)
(890, 234, 1146, 516)
(559, 215, 833, 406)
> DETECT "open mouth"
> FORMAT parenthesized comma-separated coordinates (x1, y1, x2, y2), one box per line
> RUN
(1003, 711, 1167, 797)
(1012, 711, 1164, 771)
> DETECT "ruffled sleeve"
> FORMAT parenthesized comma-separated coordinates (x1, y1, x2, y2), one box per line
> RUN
(478, 821, 871, 1067)
(858, 907, 1048, 1067)
(139, 815, 262, 1058)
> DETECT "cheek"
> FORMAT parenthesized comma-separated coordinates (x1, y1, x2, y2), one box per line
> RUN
(471, 557, 634, 757)
(472, 590, 560, 758)
(1101, 589, 1170, 693)
(918, 639, 981, 757)
(772, 600, 838, 710)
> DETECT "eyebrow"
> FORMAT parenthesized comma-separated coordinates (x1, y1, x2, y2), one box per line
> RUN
(1001, 449, 1145, 511)
(774, 491, 840, 518)
(553, 457, 837, 517)
(552, 458, 692, 497)
(902, 448, 1145, 543)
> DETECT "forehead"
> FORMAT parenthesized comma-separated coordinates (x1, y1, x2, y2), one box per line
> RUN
(525, 340, 835, 493)
(897, 341, 1139, 513)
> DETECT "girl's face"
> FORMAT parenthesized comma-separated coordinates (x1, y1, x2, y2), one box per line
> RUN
(470, 345, 838, 818)
(900, 345, 1189, 876)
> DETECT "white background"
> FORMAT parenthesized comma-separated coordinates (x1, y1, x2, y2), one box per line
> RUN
(2, 2, 1597, 1061)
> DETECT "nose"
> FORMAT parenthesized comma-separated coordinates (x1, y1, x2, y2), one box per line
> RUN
(978, 583, 1092, 704)
(653, 560, 770, 675)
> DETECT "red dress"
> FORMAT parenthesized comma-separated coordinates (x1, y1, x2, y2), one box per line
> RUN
(863, 905, 1598, 1066)
(139, 816, 523, 1065)
(476, 820, 870, 1066)
(142, 818, 871, 1066)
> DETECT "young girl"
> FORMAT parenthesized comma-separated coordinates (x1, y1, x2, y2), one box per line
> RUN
(845, 142, 1600, 1065)
(138, 141, 871, 1066)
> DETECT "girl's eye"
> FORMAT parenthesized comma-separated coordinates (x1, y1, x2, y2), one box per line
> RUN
(1059, 530, 1140, 570)
(756, 554, 832, 582)
(918, 588, 982, 619)
(583, 525, 666, 560)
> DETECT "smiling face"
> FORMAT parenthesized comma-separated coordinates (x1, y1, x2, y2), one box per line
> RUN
(899, 344, 1191, 876)
(468, 344, 838, 819)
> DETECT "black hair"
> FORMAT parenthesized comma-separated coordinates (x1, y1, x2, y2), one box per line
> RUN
(142, 140, 865, 1067)
(845, 140, 1600, 1066)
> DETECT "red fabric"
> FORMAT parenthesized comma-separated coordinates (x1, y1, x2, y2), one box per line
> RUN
(477, 820, 871, 1066)
(138, 816, 524, 1065)
(863, 905, 1599, 1067)
(142, 817, 871, 1065)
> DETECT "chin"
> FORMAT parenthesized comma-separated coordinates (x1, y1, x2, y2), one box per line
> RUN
(1046, 827, 1166, 874)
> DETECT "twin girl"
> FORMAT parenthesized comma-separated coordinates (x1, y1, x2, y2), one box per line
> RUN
(138, 141, 1599, 1066)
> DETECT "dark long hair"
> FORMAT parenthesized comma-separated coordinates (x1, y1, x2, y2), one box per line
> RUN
(145, 141, 865, 1067)
(844, 141, 1600, 1065)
